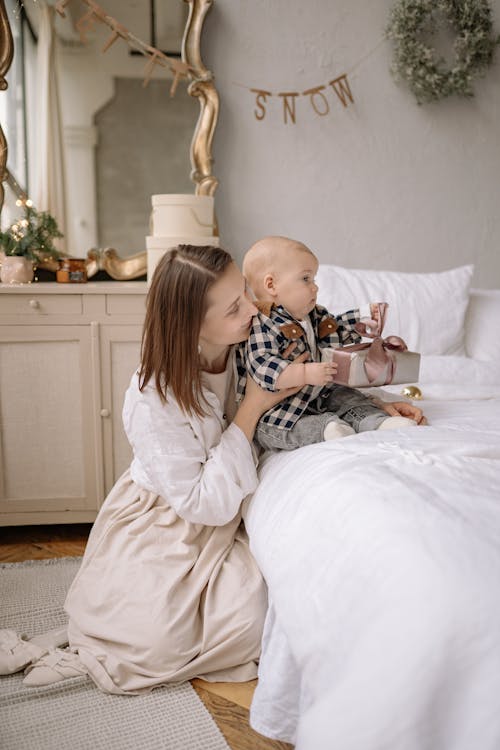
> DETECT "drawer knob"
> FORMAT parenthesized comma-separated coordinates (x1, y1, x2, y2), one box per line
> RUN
(100, 409, 111, 418)
(29, 299, 40, 309)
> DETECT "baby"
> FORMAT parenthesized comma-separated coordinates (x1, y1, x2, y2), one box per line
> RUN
(241, 236, 417, 452)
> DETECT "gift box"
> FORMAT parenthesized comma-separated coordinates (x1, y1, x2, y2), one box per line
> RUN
(322, 303, 420, 388)
(322, 344, 420, 388)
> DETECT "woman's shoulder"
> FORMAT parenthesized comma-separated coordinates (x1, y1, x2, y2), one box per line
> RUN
(124, 370, 184, 418)
(124, 367, 229, 432)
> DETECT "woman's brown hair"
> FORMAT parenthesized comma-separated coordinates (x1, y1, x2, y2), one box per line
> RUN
(139, 244, 233, 416)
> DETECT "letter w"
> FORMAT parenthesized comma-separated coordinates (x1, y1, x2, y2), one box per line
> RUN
(329, 74, 354, 107)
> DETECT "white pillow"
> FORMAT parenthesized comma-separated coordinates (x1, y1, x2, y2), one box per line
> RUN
(316, 264, 474, 355)
(464, 289, 500, 361)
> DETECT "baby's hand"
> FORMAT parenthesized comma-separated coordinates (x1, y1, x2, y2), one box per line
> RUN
(304, 362, 337, 385)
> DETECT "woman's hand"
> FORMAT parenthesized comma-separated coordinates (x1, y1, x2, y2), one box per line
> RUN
(243, 373, 303, 413)
(376, 399, 428, 425)
(233, 352, 309, 443)
(243, 351, 310, 413)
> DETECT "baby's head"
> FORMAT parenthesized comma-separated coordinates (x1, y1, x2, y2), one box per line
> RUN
(243, 236, 319, 319)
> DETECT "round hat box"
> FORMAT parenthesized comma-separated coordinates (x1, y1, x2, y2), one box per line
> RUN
(150, 195, 215, 238)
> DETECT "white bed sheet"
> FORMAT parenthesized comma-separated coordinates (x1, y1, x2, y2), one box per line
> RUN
(244, 374, 500, 749)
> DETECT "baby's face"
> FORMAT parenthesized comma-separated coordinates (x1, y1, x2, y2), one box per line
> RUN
(273, 250, 319, 319)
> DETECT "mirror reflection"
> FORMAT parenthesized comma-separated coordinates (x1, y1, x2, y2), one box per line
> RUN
(2, 0, 198, 257)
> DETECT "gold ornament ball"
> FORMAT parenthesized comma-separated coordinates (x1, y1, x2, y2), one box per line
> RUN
(401, 385, 422, 400)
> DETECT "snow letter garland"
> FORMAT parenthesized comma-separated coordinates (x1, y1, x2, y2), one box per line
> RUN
(250, 74, 355, 124)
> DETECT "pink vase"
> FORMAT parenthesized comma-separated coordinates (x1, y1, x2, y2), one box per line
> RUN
(0, 254, 35, 284)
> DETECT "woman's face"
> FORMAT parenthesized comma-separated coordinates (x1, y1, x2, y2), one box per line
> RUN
(200, 262, 257, 347)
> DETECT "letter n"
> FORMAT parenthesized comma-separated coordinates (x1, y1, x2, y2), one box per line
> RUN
(278, 92, 299, 124)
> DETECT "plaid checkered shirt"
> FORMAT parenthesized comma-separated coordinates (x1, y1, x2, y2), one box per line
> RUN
(235, 302, 364, 430)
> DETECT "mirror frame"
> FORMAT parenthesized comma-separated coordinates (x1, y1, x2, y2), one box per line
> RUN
(0, 0, 219, 280)
(0, 0, 14, 214)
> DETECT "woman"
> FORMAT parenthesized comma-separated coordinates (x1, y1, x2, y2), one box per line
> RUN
(6, 245, 425, 691)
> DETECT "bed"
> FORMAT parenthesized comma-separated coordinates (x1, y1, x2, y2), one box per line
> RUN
(243, 264, 500, 749)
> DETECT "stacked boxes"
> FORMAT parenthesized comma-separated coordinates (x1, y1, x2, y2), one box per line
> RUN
(146, 194, 219, 282)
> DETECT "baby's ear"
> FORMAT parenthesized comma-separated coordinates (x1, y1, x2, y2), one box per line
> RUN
(263, 273, 277, 296)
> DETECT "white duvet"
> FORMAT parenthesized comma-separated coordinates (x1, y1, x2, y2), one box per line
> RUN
(244, 371, 500, 749)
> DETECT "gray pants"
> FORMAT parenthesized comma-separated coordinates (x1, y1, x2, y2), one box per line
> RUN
(256, 384, 388, 452)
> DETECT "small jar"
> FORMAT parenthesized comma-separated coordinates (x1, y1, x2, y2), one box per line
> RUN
(56, 258, 88, 283)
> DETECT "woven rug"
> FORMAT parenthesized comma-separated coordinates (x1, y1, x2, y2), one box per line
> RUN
(0, 557, 231, 750)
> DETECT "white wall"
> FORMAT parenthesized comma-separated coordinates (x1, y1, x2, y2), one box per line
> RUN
(204, 0, 500, 288)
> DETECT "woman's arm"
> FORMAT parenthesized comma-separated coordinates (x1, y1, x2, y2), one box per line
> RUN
(124, 393, 257, 526)
(233, 352, 308, 442)
(122, 360, 307, 526)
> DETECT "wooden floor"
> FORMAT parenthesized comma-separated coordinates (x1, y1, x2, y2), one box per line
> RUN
(0, 524, 293, 750)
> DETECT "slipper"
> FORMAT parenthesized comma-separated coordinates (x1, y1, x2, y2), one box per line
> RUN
(0, 627, 69, 676)
(23, 648, 88, 686)
(0, 630, 48, 675)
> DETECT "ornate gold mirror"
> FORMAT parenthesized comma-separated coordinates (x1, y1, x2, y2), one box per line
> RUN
(0, 0, 218, 280)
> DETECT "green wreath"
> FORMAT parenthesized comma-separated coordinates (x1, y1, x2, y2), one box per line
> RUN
(386, 0, 500, 104)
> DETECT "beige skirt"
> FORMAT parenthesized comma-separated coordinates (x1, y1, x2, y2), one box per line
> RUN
(65, 470, 267, 694)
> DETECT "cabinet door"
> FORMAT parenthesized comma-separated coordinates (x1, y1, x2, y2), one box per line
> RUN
(99, 325, 142, 496)
(0, 326, 100, 523)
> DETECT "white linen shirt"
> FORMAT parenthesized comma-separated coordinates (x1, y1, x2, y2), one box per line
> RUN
(122, 364, 258, 527)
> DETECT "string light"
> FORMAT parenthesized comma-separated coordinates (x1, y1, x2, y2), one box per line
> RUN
(15, 197, 32, 208)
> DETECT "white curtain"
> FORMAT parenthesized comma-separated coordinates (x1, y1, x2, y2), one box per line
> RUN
(35, 2, 67, 252)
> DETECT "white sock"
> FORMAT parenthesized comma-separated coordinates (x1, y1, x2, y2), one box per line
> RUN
(377, 416, 417, 431)
(324, 420, 355, 440)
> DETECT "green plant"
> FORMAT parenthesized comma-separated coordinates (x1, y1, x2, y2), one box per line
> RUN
(0, 201, 63, 262)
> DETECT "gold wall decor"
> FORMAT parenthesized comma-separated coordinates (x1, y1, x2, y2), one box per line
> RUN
(183, 0, 219, 197)
(0, 0, 219, 281)
(0, 0, 14, 215)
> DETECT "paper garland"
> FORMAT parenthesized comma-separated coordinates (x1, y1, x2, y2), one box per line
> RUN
(55, 0, 192, 96)
(237, 36, 390, 125)
(249, 73, 354, 124)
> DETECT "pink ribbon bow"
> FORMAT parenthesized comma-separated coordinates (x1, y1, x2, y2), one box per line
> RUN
(352, 303, 408, 384)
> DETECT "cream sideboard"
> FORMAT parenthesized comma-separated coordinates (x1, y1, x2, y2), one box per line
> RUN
(0, 282, 147, 525)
